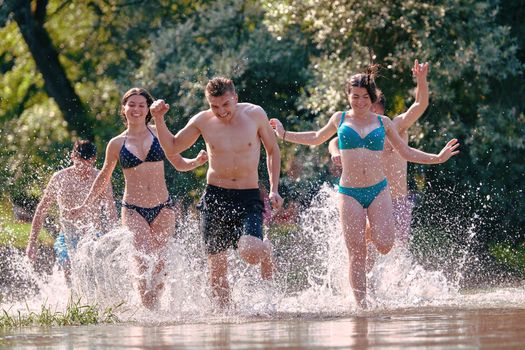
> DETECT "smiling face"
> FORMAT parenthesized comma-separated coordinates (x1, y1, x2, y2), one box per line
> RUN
(122, 94, 150, 125)
(348, 87, 373, 114)
(206, 91, 238, 121)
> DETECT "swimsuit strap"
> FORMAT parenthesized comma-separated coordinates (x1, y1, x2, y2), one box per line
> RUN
(146, 126, 155, 138)
(339, 111, 347, 127)
(377, 115, 384, 127)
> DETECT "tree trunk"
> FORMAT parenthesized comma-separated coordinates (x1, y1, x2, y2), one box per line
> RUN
(11, 0, 94, 139)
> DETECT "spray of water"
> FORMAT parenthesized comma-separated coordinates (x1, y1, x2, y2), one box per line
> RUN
(1, 183, 525, 323)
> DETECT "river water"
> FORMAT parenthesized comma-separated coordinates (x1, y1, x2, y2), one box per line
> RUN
(1, 185, 524, 349)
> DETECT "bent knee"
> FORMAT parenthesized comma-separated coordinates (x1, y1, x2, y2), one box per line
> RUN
(237, 235, 265, 264)
(375, 239, 394, 255)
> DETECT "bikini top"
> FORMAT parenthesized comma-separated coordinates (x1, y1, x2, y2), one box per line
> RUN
(337, 112, 385, 151)
(119, 127, 166, 169)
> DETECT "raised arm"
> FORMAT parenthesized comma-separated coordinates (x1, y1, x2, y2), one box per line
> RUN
(26, 173, 58, 262)
(258, 110, 283, 210)
(383, 116, 459, 164)
(150, 99, 202, 156)
(269, 112, 339, 146)
(393, 60, 430, 133)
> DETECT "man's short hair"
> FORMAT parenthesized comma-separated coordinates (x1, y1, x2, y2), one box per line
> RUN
(73, 140, 97, 160)
(205, 77, 236, 97)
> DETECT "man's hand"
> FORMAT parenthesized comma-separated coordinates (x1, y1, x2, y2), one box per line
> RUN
(331, 153, 342, 167)
(269, 191, 284, 210)
(269, 118, 285, 139)
(150, 99, 170, 120)
(412, 59, 429, 83)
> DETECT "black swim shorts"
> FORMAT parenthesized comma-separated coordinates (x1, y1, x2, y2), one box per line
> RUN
(197, 184, 264, 255)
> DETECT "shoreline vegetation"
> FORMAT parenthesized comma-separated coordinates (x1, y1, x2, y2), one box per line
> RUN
(0, 297, 123, 329)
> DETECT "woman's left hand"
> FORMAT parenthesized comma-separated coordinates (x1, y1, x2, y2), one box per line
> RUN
(437, 138, 460, 163)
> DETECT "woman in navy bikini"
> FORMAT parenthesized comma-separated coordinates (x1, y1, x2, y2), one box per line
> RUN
(270, 66, 459, 308)
(72, 88, 207, 309)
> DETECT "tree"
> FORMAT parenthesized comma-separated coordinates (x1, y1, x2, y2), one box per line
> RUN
(4, 0, 93, 138)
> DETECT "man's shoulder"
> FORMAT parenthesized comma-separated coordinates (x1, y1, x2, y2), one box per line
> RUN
(239, 103, 267, 122)
(239, 102, 264, 113)
(190, 110, 213, 124)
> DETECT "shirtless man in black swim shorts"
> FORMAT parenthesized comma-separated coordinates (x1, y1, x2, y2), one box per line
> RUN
(151, 77, 283, 307)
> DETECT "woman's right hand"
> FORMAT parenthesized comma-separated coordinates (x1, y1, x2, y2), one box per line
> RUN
(269, 118, 285, 139)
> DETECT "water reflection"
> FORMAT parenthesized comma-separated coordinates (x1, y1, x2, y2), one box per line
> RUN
(2, 308, 525, 349)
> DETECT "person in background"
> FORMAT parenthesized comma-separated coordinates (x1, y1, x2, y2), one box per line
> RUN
(26, 140, 118, 284)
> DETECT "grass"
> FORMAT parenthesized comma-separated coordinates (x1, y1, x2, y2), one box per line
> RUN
(0, 297, 124, 329)
(0, 200, 54, 249)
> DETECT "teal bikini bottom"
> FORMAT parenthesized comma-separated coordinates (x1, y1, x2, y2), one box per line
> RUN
(338, 179, 388, 208)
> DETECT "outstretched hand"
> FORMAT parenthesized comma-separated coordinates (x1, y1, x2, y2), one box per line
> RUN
(269, 191, 284, 210)
(269, 118, 285, 139)
(195, 150, 208, 166)
(437, 138, 460, 163)
(150, 99, 170, 120)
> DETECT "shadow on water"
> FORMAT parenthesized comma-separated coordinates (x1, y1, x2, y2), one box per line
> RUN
(1, 183, 525, 348)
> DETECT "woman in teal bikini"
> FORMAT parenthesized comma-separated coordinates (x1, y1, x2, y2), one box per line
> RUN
(270, 66, 459, 308)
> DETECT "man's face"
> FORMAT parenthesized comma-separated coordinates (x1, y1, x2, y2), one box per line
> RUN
(206, 91, 238, 121)
(370, 102, 385, 115)
(72, 154, 96, 168)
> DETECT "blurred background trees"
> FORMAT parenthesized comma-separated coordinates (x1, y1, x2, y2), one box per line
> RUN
(1, 0, 523, 282)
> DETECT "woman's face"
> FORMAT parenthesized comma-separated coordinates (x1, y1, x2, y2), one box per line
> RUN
(348, 86, 372, 114)
(122, 94, 149, 125)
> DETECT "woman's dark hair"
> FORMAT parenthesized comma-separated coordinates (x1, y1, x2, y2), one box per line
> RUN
(120, 87, 155, 125)
(73, 140, 97, 160)
(345, 64, 381, 103)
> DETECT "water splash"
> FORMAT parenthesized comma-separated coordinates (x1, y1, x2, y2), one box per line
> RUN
(1, 183, 525, 323)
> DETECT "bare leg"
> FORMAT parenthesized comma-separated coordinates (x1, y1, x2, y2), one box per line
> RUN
(338, 193, 367, 308)
(208, 251, 230, 308)
(364, 218, 378, 273)
(367, 190, 396, 255)
(237, 235, 275, 280)
(122, 207, 175, 310)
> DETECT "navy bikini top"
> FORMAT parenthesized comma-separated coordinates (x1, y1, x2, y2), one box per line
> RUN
(119, 128, 166, 169)
(338, 111, 385, 151)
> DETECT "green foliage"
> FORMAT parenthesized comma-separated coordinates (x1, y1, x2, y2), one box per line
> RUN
(489, 242, 525, 276)
(0, 0, 523, 276)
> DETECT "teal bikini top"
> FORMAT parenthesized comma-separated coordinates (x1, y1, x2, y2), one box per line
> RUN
(337, 112, 385, 151)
